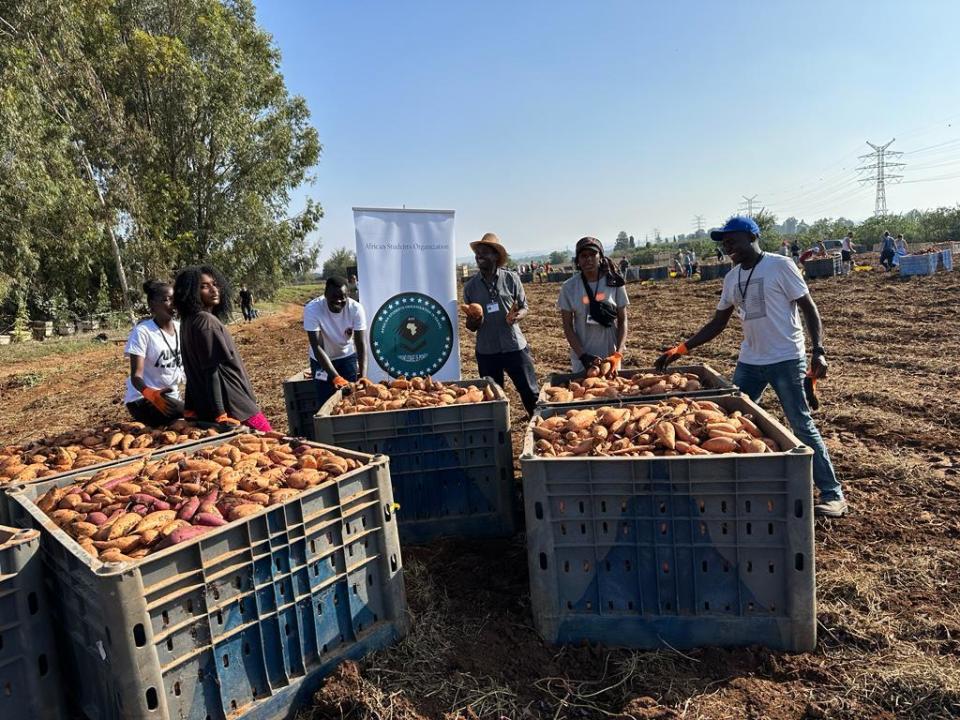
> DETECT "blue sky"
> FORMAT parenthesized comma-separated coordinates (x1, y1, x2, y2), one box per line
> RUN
(255, 1, 960, 262)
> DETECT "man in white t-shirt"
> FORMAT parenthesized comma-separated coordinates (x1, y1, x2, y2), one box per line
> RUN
(303, 277, 368, 406)
(655, 216, 846, 518)
(840, 232, 855, 276)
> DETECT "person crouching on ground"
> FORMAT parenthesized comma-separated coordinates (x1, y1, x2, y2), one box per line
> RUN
(654, 216, 847, 518)
(173, 265, 272, 431)
(463, 232, 539, 416)
(123, 280, 186, 426)
(303, 277, 367, 407)
(559, 236, 629, 374)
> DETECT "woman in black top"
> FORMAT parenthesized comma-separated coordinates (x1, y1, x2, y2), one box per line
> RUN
(173, 265, 273, 431)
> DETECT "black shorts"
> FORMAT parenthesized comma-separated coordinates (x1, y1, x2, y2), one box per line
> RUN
(841, 250, 852, 262)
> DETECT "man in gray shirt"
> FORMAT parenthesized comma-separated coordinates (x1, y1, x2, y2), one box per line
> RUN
(463, 233, 539, 415)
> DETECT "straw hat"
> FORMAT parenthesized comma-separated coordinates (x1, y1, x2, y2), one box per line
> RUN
(470, 232, 508, 267)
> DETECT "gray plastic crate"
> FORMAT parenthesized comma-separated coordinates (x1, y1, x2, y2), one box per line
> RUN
(283, 370, 324, 440)
(899, 253, 938, 277)
(520, 393, 816, 652)
(6, 436, 408, 720)
(314, 379, 516, 543)
(537, 364, 735, 408)
(0, 526, 67, 719)
(804, 256, 840, 279)
(0, 424, 243, 525)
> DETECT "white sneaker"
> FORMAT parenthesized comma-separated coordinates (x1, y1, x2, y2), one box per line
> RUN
(814, 498, 848, 517)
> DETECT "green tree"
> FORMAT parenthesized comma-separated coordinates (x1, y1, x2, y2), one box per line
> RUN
(0, 0, 322, 323)
(613, 231, 630, 253)
(322, 248, 356, 279)
(548, 250, 569, 265)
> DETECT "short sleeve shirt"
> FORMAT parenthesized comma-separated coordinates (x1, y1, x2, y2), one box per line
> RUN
(123, 320, 185, 403)
(303, 297, 367, 361)
(717, 253, 809, 365)
(557, 273, 629, 372)
(463, 269, 528, 354)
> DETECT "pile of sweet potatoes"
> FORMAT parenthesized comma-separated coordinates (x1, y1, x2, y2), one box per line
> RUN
(531, 398, 781, 457)
(35, 433, 364, 563)
(332, 377, 496, 414)
(542, 370, 704, 404)
(0, 419, 219, 486)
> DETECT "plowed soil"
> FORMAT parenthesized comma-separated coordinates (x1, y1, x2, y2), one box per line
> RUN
(2, 266, 959, 719)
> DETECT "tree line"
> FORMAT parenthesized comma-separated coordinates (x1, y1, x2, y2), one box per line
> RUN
(0, 0, 321, 328)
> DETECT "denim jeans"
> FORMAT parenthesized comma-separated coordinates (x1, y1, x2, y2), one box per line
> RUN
(476, 346, 539, 416)
(733, 358, 843, 502)
(310, 354, 360, 407)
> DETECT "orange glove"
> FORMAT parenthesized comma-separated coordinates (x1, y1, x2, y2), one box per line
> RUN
(654, 342, 688, 372)
(605, 351, 623, 373)
(215, 413, 242, 426)
(332, 375, 350, 389)
(142, 387, 173, 415)
(803, 370, 820, 410)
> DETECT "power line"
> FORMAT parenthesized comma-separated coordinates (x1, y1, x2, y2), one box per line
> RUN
(738, 195, 760, 217)
(692, 215, 705, 234)
(857, 139, 905, 216)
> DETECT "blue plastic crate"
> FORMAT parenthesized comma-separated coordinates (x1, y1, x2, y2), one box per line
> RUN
(0, 525, 67, 720)
(520, 393, 816, 652)
(283, 370, 324, 440)
(939, 249, 953, 271)
(899, 253, 938, 277)
(314, 379, 516, 544)
(6, 437, 408, 720)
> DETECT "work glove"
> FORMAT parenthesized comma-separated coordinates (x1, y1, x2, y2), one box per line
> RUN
(605, 351, 623, 374)
(214, 413, 242, 426)
(142, 386, 174, 415)
(803, 371, 820, 411)
(579, 353, 600, 370)
(332, 375, 350, 389)
(654, 342, 688, 372)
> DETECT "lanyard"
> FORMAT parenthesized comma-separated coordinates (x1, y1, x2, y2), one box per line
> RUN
(738, 253, 764, 302)
(481, 272, 500, 305)
(157, 323, 181, 366)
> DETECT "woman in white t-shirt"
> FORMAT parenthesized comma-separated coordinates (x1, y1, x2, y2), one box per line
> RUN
(124, 280, 186, 426)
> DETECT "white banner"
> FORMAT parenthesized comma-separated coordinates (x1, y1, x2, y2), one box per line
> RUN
(353, 207, 460, 381)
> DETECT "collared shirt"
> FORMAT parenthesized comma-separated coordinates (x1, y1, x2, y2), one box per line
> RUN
(463, 269, 528, 354)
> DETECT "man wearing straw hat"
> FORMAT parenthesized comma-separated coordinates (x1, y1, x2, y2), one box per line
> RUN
(463, 232, 539, 416)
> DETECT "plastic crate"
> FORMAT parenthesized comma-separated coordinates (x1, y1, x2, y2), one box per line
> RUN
(803, 256, 840, 279)
(537, 364, 735, 409)
(698, 264, 720, 281)
(0, 424, 243, 525)
(939, 249, 953, 271)
(6, 437, 408, 720)
(283, 370, 324, 440)
(314, 379, 516, 544)
(520, 393, 816, 652)
(650, 267, 669, 281)
(899, 253, 938, 277)
(0, 526, 67, 720)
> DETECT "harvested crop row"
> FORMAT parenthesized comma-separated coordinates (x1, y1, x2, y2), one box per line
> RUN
(531, 398, 782, 457)
(332, 376, 496, 414)
(35, 433, 364, 564)
(542, 369, 703, 404)
(0, 419, 220, 485)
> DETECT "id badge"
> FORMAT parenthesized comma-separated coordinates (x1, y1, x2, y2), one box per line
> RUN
(486, 302, 500, 314)
(586, 314, 599, 325)
(314, 369, 328, 381)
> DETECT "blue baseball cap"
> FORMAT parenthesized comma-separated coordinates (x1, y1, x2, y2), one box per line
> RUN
(710, 216, 760, 242)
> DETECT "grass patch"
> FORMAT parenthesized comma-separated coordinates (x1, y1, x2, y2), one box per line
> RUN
(0, 334, 117, 364)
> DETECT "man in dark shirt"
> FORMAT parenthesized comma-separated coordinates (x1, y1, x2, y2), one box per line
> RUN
(463, 233, 539, 415)
(238, 285, 254, 322)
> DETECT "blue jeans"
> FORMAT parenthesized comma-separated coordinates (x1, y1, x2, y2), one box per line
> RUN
(310, 354, 359, 407)
(733, 359, 843, 502)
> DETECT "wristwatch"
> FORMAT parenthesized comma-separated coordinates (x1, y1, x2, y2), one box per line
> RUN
(811, 346, 826, 357)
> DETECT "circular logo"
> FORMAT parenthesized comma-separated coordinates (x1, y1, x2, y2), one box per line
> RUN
(370, 292, 454, 378)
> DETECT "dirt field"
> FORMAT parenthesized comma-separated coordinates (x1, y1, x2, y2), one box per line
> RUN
(2, 267, 959, 719)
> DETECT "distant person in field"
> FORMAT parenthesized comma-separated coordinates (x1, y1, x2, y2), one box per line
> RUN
(689, 247, 698, 275)
(715, 244, 724, 262)
(123, 280, 185, 427)
(619, 256, 629, 275)
(780, 240, 791, 257)
(879, 231, 896, 270)
(655, 216, 846, 517)
(790, 239, 800, 264)
(892, 233, 910, 267)
(840, 231, 855, 275)
(346, 274, 360, 301)
(238, 284, 254, 322)
(174, 265, 272, 431)
(303, 277, 367, 407)
(559, 236, 628, 374)
(463, 232, 539, 416)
